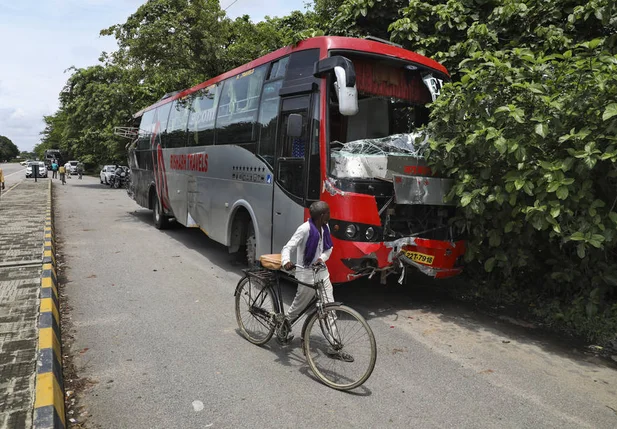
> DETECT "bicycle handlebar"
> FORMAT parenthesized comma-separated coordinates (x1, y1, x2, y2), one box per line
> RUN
(283, 262, 327, 272)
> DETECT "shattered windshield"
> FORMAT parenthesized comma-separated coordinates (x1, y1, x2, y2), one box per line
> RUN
(327, 53, 440, 180)
(333, 132, 428, 156)
(329, 98, 432, 180)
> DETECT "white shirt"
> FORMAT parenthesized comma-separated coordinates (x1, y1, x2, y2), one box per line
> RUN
(281, 221, 333, 284)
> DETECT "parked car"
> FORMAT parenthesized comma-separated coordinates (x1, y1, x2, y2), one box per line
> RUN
(25, 161, 47, 178)
(68, 160, 79, 175)
(100, 165, 118, 184)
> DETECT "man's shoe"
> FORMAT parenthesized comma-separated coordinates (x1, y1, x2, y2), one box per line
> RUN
(326, 347, 354, 362)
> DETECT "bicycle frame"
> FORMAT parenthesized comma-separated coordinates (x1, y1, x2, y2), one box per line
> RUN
(236, 268, 343, 334)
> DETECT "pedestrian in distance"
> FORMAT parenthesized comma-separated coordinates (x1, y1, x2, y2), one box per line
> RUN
(64, 162, 71, 179)
(51, 160, 58, 179)
(0, 167, 5, 201)
(59, 165, 66, 185)
(77, 162, 84, 179)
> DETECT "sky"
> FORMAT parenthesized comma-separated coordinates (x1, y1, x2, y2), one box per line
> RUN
(0, 0, 307, 152)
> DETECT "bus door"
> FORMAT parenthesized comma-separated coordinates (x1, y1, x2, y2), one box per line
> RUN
(272, 95, 312, 254)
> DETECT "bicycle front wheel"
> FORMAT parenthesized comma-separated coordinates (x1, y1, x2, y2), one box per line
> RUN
(303, 304, 376, 391)
(235, 276, 276, 345)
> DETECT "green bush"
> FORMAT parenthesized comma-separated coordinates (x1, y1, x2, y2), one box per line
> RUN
(426, 42, 617, 342)
(334, 0, 617, 342)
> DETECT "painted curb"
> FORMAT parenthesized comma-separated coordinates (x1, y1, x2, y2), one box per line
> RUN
(34, 179, 66, 429)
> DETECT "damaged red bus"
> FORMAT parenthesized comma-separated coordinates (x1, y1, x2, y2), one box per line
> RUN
(126, 36, 465, 284)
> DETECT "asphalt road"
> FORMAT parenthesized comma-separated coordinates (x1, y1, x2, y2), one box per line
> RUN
(55, 176, 617, 429)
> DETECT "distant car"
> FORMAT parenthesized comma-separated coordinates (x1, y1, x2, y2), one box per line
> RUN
(68, 160, 79, 175)
(100, 165, 119, 184)
(20, 159, 31, 166)
(25, 161, 47, 178)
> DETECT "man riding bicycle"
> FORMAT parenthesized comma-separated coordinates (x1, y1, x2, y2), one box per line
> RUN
(280, 201, 353, 362)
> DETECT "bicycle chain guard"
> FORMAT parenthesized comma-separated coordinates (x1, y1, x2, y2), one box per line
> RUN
(276, 317, 291, 342)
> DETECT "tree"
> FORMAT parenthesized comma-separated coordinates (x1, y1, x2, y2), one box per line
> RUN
(334, 0, 617, 340)
(331, 0, 407, 40)
(100, 0, 234, 93)
(0, 136, 19, 161)
(36, 110, 69, 159)
(19, 151, 36, 159)
(40, 0, 317, 170)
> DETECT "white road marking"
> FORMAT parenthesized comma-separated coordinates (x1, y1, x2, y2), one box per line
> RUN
(5, 168, 26, 177)
(1, 182, 20, 196)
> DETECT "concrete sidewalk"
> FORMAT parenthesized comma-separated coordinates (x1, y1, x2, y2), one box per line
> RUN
(0, 179, 59, 429)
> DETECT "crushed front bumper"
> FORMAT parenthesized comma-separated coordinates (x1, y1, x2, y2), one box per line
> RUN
(333, 236, 465, 283)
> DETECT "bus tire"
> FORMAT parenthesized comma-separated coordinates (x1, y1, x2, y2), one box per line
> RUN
(153, 196, 169, 230)
(246, 222, 257, 267)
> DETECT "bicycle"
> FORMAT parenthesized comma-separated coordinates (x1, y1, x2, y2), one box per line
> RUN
(234, 261, 377, 391)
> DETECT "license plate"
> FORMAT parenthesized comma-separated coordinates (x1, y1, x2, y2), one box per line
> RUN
(404, 251, 434, 266)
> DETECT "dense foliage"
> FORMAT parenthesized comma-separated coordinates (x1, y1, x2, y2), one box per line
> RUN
(37, 0, 617, 341)
(335, 0, 617, 341)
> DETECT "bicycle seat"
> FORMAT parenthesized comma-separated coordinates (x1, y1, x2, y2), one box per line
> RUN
(259, 254, 282, 271)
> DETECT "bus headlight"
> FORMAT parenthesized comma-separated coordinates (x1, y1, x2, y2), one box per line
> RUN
(365, 227, 375, 241)
(345, 224, 357, 238)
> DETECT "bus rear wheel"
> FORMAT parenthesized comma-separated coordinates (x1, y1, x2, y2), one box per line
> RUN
(153, 196, 170, 230)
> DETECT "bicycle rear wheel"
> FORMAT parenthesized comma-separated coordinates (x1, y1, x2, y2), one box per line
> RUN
(303, 304, 376, 391)
(235, 276, 276, 345)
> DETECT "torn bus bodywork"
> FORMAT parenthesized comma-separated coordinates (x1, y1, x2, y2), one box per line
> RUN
(323, 133, 464, 284)
(318, 48, 465, 284)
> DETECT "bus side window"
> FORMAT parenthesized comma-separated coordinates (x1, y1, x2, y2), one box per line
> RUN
(216, 64, 267, 148)
(268, 56, 289, 80)
(138, 109, 155, 150)
(277, 96, 310, 201)
(167, 99, 190, 148)
(136, 109, 156, 170)
(257, 80, 283, 167)
(188, 84, 219, 147)
(156, 102, 172, 148)
(306, 101, 321, 202)
(286, 49, 319, 81)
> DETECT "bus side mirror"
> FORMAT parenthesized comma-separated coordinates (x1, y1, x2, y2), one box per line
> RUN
(286, 114, 303, 137)
(314, 56, 359, 116)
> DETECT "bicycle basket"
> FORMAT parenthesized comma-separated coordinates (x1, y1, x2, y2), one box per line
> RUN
(259, 254, 282, 270)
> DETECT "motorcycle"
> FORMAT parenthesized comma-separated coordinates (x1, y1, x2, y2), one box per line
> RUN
(109, 168, 128, 189)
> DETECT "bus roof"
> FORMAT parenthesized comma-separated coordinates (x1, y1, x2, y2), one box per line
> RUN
(133, 36, 449, 118)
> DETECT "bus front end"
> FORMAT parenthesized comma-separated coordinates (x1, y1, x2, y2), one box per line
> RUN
(323, 173, 465, 284)
(320, 43, 465, 284)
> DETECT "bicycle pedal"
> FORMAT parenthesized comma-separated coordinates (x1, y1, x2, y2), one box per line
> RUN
(275, 334, 294, 345)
